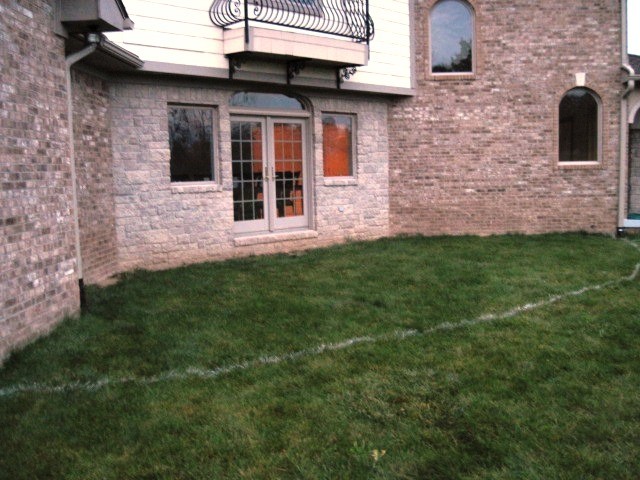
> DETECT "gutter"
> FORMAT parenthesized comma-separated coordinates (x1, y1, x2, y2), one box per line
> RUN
(99, 37, 144, 68)
(65, 33, 102, 311)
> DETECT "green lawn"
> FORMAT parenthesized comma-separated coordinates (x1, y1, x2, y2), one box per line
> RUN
(1, 234, 639, 479)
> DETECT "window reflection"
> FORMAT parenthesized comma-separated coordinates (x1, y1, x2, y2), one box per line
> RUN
(230, 92, 305, 110)
(431, 0, 473, 74)
(168, 107, 214, 182)
(322, 114, 354, 177)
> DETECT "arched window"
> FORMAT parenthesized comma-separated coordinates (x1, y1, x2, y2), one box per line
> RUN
(229, 92, 305, 110)
(559, 88, 600, 162)
(430, 0, 474, 74)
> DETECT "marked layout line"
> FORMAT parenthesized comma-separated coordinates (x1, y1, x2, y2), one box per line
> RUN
(1, 248, 639, 399)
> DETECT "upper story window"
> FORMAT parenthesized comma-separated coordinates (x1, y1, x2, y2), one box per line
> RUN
(168, 106, 217, 182)
(559, 88, 601, 163)
(430, 0, 474, 74)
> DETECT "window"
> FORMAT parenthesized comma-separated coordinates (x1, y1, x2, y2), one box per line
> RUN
(559, 88, 600, 162)
(230, 92, 305, 110)
(430, 0, 474, 74)
(322, 114, 354, 177)
(168, 106, 216, 182)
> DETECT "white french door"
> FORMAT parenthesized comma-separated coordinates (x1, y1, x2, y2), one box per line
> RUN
(231, 116, 308, 234)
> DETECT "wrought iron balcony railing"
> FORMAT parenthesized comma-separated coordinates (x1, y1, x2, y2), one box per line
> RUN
(210, 0, 374, 45)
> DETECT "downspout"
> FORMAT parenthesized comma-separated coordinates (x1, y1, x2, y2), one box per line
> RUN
(65, 33, 101, 311)
(618, 0, 633, 234)
(622, 64, 636, 98)
(619, 63, 636, 234)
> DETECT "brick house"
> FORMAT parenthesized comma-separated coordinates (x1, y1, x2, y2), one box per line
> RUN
(1, 0, 639, 362)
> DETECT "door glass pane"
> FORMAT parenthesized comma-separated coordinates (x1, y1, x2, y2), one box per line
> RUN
(273, 123, 304, 218)
(232, 121, 264, 222)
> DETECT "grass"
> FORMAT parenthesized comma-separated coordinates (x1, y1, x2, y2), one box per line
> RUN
(1, 233, 639, 479)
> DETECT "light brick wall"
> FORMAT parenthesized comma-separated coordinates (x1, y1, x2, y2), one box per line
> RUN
(73, 69, 118, 284)
(110, 80, 389, 271)
(0, 0, 79, 363)
(389, 0, 622, 236)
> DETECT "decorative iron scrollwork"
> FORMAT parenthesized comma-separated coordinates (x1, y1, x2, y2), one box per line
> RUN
(336, 66, 357, 88)
(228, 56, 244, 79)
(287, 60, 307, 84)
(210, 0, 375, 44)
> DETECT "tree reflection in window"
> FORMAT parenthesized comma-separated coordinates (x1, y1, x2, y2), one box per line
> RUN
(431, 0, 473, 74)
(230, 92, 305, 110)
(169, 107, 215, 182)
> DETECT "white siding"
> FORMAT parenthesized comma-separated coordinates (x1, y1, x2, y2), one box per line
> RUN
(108, 0, 412, 91)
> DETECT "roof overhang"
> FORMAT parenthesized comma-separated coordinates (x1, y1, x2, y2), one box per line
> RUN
(66, 35, 143, 72)
(60, 0, 134, 33)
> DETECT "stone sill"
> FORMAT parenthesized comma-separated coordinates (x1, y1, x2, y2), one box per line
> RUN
(234, 230, 318, 247)
(323, 177, 358, 187)
(171, 183, 223, 194)
(557, 161, 601, 170)
(429, 72, 476, 82)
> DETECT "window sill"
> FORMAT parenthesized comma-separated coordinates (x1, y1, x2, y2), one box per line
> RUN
(557, 161, 601, 170)
(429, 72, 476, 81)
(323, 177, 358, 187)
(234, 229, 318, 247)
(170, 182, 222, 194)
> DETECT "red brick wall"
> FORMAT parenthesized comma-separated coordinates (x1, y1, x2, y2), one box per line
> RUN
(73, 70, 118, 284)
(389, 0, 622, 236)
(0, 0, 79, 362)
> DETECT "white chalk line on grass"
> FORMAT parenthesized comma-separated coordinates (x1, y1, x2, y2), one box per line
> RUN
(624, 237, 640, 253)
(1, 244, 639, 399)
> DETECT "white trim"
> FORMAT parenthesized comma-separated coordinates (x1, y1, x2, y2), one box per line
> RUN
(231, 115, 311, 234)
(623, 219, 640, 228)
(557, 161, 600, 167)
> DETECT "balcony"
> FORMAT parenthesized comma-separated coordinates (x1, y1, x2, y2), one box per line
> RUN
(210, 0, 374, 84)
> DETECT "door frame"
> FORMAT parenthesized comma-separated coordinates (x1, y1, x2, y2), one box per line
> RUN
(231, 111, 312, 235)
